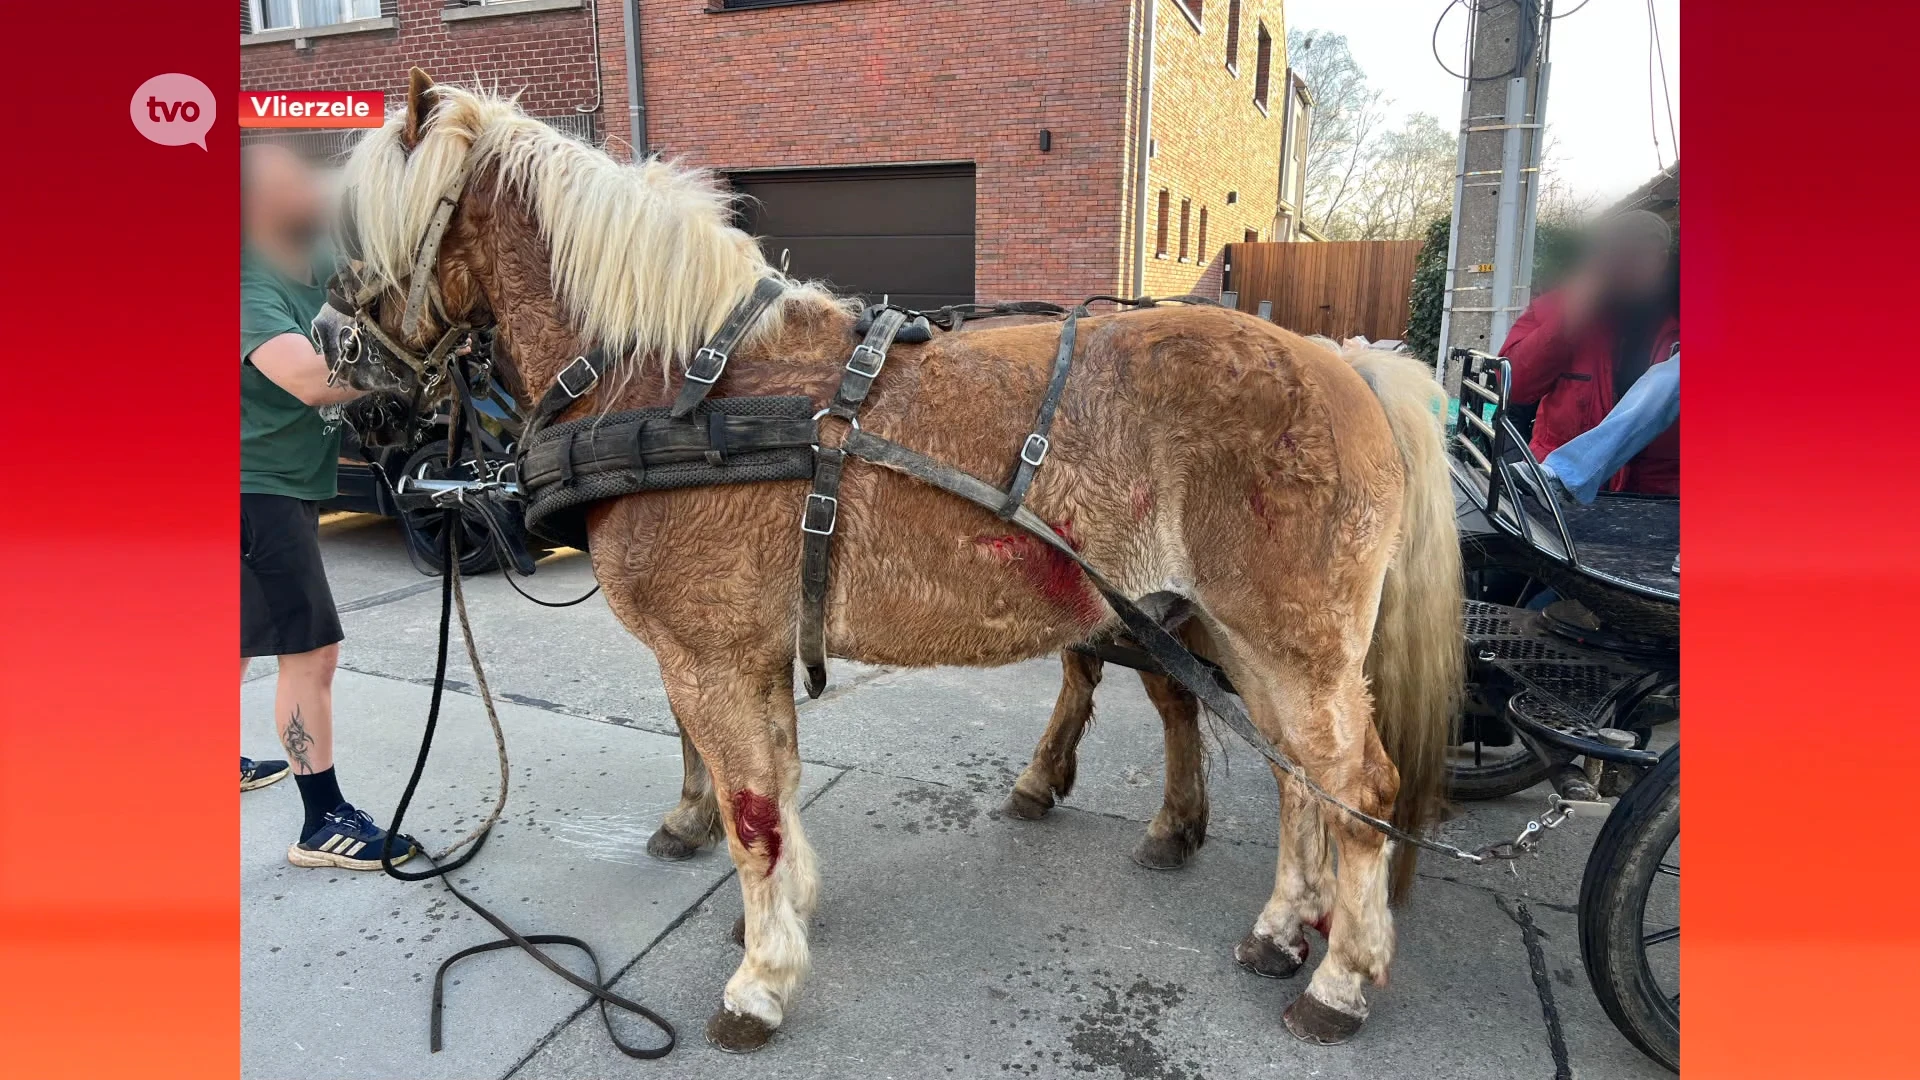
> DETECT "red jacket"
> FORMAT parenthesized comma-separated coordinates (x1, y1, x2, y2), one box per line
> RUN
(1499, 290, 1680, 495)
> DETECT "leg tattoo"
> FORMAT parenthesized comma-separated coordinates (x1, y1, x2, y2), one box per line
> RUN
(283, 705, 315, 774)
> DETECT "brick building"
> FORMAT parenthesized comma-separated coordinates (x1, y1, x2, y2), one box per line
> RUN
(241, 0, 1311, 306)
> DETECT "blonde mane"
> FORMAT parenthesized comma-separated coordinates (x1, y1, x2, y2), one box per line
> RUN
(338, 85, 838, 383)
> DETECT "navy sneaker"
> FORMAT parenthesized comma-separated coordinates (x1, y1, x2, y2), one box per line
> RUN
(288, 804, 417, 871)
(241, 756, 291, 792)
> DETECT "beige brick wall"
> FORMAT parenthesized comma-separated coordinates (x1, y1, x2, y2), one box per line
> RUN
(1120, 0, 1289, 298)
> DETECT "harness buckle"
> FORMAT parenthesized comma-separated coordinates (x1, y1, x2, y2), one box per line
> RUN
(800, 493, 839, 536)
(556, 355, 600, 400)
(846, 343, 887, 379)
(685, 346, 728, 385)
(1020, 433, 1051, 467)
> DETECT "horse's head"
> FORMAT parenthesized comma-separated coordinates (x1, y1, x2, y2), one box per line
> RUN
(311, 68, 495, 409)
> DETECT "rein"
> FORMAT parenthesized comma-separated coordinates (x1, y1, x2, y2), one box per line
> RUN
(378, 367, 675, 1059)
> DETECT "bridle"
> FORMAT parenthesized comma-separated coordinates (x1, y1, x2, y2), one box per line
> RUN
(322, 156, 479, 402)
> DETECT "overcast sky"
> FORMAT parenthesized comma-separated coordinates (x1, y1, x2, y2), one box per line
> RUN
(1283, 0, 1680, 202)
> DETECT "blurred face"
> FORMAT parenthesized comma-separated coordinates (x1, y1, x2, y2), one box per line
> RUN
(1584, 212, 1671, 304)
(1598, 235, 1669, 300)
(242, 145, 327, 261)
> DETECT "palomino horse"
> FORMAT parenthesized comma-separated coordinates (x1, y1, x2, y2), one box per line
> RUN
(320, 74, 1462, 1051)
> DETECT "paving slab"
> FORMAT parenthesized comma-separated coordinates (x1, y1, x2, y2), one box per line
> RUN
(512, 770, 1668, 1080)
(317, 512, 433, 609)
(240, 668, 838, 1080)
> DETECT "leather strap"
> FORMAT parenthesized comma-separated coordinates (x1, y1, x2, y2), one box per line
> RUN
(669, 277, 789, 418)
(830, 308, 908, 418)
(521, 278, 787, 442)
(797, 446, 844, 697)
(526, 346, 613, 439)
(835, 426, 1499, 866)
(400, 158, 477, 342)
(1000, 305, 1084, 518)
(797, 306, 910, 697)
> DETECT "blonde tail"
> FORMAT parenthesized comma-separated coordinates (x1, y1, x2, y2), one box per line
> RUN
(1345, 347, 1464, 904)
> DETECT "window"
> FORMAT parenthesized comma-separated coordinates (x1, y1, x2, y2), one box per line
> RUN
(1197, 208, 1209, 260)
(1253, 23, 1273, 112)
(1156, 190, 1171, 257)
(251, 0, 381, 32)
(1225, 0, 1242, 72)
(1178, 199, 1192, 261)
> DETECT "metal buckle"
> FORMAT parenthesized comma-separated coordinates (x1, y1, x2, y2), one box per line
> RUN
(1020, 433, 1051, 467)
(556, 355, 599, 399)
(685, 346, 728, 385)
(846, 343, 886, 379)
(801, 493, 838, 536)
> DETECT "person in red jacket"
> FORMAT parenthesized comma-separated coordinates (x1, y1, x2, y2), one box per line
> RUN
(1500, 210, 1679, 495)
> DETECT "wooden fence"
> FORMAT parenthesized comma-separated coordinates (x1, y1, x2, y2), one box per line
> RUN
(1225, 240, 1422, 342)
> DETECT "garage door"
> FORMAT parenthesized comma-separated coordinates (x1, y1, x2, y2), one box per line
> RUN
(730, 165, 975, 310)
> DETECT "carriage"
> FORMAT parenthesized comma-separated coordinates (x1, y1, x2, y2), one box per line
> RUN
(1445, 347, 1680, 1071)
(322, 76, 1678, 1070)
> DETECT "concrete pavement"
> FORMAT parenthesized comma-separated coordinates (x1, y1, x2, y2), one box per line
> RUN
(238, 513, 1669, 1079)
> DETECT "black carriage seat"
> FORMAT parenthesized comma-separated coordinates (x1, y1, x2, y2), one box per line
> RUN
(1449, 348, 1678, 606)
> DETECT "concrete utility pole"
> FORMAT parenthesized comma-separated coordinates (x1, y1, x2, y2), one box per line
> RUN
(1436, 0, 1550, 423)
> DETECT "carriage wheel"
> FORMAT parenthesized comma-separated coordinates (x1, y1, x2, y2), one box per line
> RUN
(1578, 744, 1680, 1072)
(398, 440, 507, 577)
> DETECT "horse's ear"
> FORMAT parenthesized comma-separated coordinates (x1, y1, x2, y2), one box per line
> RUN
(400, 67, 437, 151)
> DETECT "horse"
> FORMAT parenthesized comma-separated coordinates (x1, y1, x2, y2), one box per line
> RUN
(318, 72, 1463, 1052)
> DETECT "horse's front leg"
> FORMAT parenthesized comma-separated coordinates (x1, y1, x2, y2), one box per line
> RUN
(647, 724, 723, 860)
(656, 646, 819, 1053)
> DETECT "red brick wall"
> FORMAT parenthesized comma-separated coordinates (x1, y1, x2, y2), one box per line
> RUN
(240, 0, 606, 125)
(634, 0, 1135, 303)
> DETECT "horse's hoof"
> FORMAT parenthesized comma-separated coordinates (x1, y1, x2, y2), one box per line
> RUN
(1003, 787, 1054, 821)
(1131, 831, 1197, 870)
(731, 914, 746, 947)
(1283, 992, 1366, 1045)
(1235, 931, 1307, 979)
(646, 826, 702, 862)
(705, 1008, 776, 1053)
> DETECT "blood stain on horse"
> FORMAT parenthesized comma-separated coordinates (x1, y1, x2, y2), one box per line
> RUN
(732, 790, 782, 870)
(972, 519, 1105, 628)
(1247, 484, 1278, 533)
(1129, 480, 1155, 522)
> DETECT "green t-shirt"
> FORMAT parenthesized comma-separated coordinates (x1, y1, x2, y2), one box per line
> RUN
(241, 246, 342, 501)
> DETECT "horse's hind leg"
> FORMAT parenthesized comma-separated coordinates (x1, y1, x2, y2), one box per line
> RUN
(657, 649, 819, 1053)
(1130, 661, 1210, 870)
(647, 724, 722, 860)
(1006, 650, 1102, 819)
(1238, 658, 1399, 1044)
(1291, 671, 1399, 1043)
(1236, 771, 1334, 977)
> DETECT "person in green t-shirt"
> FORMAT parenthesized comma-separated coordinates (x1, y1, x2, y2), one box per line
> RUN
(240, 143, 415, 870)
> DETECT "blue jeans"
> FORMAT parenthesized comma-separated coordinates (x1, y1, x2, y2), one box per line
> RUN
(1540, 355, 1680, 505)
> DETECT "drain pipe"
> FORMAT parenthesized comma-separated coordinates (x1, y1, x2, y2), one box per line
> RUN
(623, 0, 648, 156)
(1129, 0, 1156, 298)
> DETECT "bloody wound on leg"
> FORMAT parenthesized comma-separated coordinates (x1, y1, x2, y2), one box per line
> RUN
(731, 789, 782, 869)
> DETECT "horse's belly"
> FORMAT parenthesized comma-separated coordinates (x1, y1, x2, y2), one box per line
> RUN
(829, 516, 1114, 668)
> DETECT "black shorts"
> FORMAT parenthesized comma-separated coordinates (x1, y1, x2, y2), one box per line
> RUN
(241, 493, 344, 657)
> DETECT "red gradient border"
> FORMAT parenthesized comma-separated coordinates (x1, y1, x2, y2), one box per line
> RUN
(2, 3, 1917, 1077)
(0, 3, 237, 1078)
(1684, 3, 1920, 1077)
